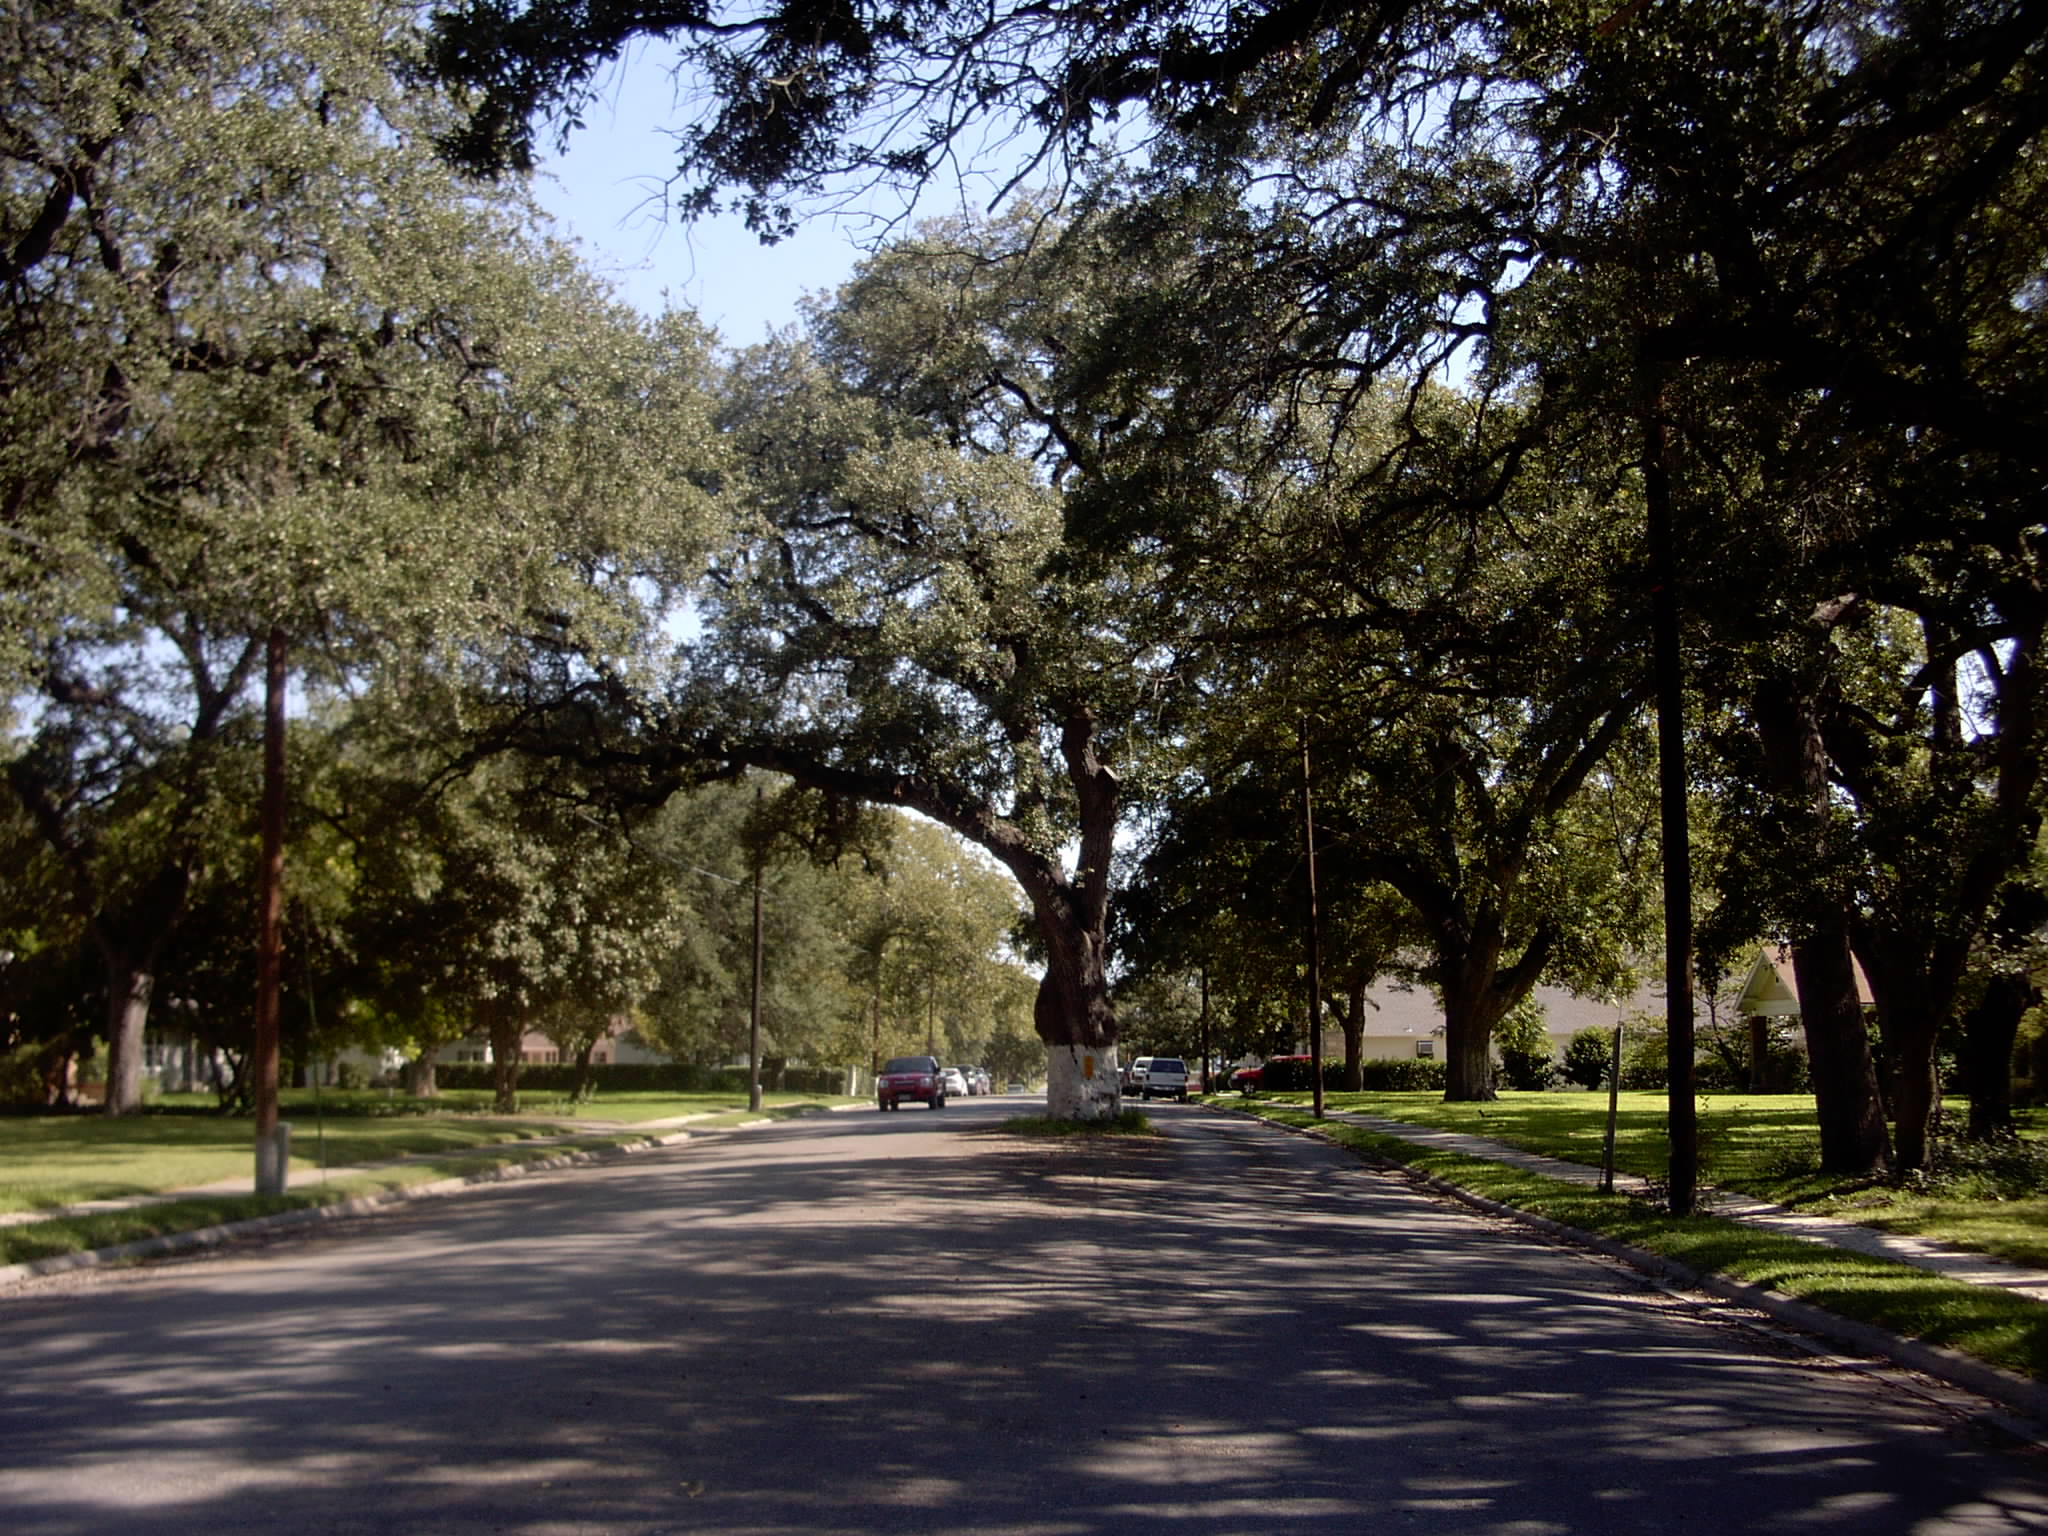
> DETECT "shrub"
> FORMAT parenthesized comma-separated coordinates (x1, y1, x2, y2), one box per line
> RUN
(1356, 1058, 1447, 1092)
(1562, 1028, 1613, 1090)
(426, 1062, 848, 1097)
(1495, 997, 1556, 1090)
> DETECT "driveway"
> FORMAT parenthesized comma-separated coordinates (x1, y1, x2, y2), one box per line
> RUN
(2, 1097, 2043, 1534)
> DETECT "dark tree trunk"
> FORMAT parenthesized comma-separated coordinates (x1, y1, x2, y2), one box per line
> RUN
(1440, 950, 1509, 1102)
(571, 1036, 600, 1102)
(86, 862, 194, 1116)
(486, 1002, 523, 1113)
(1855, 938, 1947, 1173)
(1754, 672, 1890, 1174)
(1962, 971, 2034, 1141)
(1790, 936, 1892, 1172)
(405, 1047, 439, 1099)
(1342, 978, 1366, 1092)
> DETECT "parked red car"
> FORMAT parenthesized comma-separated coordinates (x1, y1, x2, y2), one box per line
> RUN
(1233, 1055, 1314, 1093)
(877, 1054, 948, 1111)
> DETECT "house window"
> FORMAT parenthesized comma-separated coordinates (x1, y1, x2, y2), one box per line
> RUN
(1415, 1040, 1435, 1059)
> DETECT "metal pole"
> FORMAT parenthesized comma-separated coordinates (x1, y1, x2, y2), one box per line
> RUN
(1601, 1022, 1625, 1194)
(1300, 724, 1324, 1120)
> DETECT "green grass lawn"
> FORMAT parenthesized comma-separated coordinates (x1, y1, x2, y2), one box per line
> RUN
(1239, 1102, 2048, 1384)
(0, 1089, 855, 1215)
(1222, 1088, 2048, 1270)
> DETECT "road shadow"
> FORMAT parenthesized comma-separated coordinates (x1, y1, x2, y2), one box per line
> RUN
(3, 1100, 2043, 1534)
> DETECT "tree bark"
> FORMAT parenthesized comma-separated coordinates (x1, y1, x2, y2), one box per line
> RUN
(406, 1046, 439, 1098)
(1961, 970, 2034, 1141)
(98, 955, 154, 1115)
(1790, 935, 1892, 1172)
(1439, 948, 1510, 1102)
(1753, 672, 1891, 1173)
(571, 1036, 600, 1102)
(486, 1001, 523, 1112)
(1342, 978, 1366, 1092)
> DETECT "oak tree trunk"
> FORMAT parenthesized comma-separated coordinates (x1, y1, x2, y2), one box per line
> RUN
(1440, 955, 1509, 1102)
(486, 1001, 523, 1113)
(1342, 979, 1366, 1093)
(1789, 936, 1892, 1173)
(1962, 971, 2034, 1141)
(1754, 672, 1890, 1173)
(99, 957, 154, 1116)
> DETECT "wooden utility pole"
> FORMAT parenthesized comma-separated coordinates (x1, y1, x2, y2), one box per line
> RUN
(1300, 724, 1324, 1120)
(252, 625, 288, 1194)
(1645, 401, 1698, 1216)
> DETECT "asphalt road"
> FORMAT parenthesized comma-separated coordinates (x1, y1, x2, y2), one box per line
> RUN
(3, 1097, 2045, 1535)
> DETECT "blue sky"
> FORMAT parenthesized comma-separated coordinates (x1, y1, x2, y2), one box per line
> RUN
(529, 45, 871, 341)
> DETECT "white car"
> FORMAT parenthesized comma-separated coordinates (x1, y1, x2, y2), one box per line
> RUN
(940, 1067, 970, 1097)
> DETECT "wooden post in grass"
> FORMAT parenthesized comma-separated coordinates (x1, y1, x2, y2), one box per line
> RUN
(1601, 1022, 1624, 1194)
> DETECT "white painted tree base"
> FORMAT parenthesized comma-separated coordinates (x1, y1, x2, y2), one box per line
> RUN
(1044, 1042, 1122, 1121)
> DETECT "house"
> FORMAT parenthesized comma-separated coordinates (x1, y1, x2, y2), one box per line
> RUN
(1312, 948, 1861, 1084)
(444, 1015, 669, 1067)
(1315, 980, 1641, 1063)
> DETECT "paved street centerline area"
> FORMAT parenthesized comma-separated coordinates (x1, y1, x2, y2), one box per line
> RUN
(3, 1099, 2045, 1535)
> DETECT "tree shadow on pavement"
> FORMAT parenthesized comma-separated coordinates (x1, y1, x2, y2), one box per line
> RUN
(2, 1103, 2044, 1535)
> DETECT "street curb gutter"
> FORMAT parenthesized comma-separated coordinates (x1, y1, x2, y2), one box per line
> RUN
(1231, 1106, 2048, 1429)
(0, 1128, 697, 1291)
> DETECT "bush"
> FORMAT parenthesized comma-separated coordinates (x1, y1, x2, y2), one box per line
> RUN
(0, 1043, 47, 1109)
(1494, 996, 1556, 1090)
(1253, 1056, 1447, 1092)
(1497, 1046, 1557, 1091)
(1562, 1028, 1613, 1090)
(1356, 1058, 1447, 1092)
(426, 1062, 848, 1097)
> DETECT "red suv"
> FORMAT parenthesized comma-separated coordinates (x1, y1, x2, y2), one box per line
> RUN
(877, 1055, 948, 1111)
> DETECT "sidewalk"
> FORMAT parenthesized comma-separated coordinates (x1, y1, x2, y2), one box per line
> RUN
(1317, 1105, 2048, 1303)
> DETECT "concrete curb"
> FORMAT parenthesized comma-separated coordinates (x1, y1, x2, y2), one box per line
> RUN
(1224, 1104, 2048, 1428)
(0, 1127, 697, 1291)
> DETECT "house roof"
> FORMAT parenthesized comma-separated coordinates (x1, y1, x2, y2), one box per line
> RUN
(1733, 945, 1873, 1018)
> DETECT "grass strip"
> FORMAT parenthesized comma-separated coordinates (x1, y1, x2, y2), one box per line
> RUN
(1244, 1102, 2048, 1384)
(0, 1132, 664, 1269)
(1229, 1088, 2048, 1271)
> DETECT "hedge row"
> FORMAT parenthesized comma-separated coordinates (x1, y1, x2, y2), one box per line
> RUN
(1252, 1057, 1449, 1092)
(429, 1062, 849, 1096)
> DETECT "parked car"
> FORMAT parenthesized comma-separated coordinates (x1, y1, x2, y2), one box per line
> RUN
(968, 1067, 992, 1095)
(1139, 1057, 1190, 1101)
(1125, 1057, 1154, 1095)
(878, 1055, 948, 1111)
(1254, 1054, 1317, 1091)
(940, 1066, 970, 1097)
(1230, 1063, 1263, 1092)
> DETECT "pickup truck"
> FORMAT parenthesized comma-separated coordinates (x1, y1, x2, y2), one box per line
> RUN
(1136, 1056, 1190, 1101)
(877, 1054, 948, 1111)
